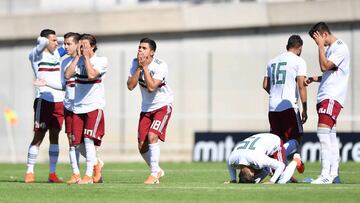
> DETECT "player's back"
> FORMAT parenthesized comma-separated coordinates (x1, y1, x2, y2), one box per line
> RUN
(266, 52, 307, 112)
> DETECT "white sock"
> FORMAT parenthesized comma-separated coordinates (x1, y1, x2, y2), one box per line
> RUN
(84, 138, 96, 177)
(49, 144, 59, 173)
(141, 150, 151, 167)
(329, 127, 340, 176)
(69, 146, 80, 175)
(149, 143, 160, 177)
(283, 139, 299, 158)
(317, 127, 332, 176)
(277, 160, 297, 184)
(26, 145, 39, 173)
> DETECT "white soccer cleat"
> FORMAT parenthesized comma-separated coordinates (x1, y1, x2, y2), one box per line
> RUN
(311, 175, 334, 184)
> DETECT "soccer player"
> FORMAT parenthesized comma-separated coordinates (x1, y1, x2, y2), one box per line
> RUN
(306, 22, 350, 184)
(262, 35, 307, 168)
(64, 34, 107, 184)
(225, 133, 303, 184)
(25, 29, 65, 183)
(127, 38, 174, 184)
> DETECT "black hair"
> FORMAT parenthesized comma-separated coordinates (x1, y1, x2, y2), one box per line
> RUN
(80, 33, 98, 52)
(40, 29, 56, 38)
(64, 32, 81, 43)
(140, 37, 156, 52)
(239, 170, 255, 184)
(286, 35, 303, 50)
(309, 22, 331, 39)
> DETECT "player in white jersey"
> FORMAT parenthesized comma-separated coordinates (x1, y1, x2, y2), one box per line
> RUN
(64, 34, 107, 184)
(127, 38, 174, 184)
(25, 29, 66, 183)
(307, 22, 350, 184)
(263, 35, 307, 176)
(225, 133, 303, 184)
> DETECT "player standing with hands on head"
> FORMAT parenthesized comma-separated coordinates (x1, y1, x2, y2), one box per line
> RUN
(127, 38, 174, 184)
(25, 29, 65, 183)
(64, 34, 107, 184)
(263, 35, 307, 173)
(307, 22, 350, 184)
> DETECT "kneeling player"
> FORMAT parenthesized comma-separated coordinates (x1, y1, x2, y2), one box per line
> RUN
(225, 133, 303, 184)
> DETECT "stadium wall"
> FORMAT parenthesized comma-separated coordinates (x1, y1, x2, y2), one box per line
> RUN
(0, 0, 359, 163)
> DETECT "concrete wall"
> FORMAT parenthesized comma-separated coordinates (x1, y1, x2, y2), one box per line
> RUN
(0, 0, 359, 163)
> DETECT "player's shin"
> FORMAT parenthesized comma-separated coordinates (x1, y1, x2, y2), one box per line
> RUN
(26, 145, 39, 173)
(49, 144, 59, 173)
(149, 142, 160, 176)
(317, 127, 332, 176)
(329, 127, 340, 177)
(84, 138, 96, 177)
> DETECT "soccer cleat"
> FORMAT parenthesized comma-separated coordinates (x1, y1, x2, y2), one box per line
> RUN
(293, 153, 305, 174)
(78, 175, 93, 184)
(311, 175, 334, 184)
(144, 175, 160, 184)
(157, 168, 165, 179)
(48, 173, 62, 183)
(66, 174, 81, 185)
(93, 159, 104, 183)
(24, 173, 35, 183)
(332, 176, 341, 184)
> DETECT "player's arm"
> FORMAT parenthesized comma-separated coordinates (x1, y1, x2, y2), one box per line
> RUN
(64, 55, 79, 79)
(297, 75, 308, 124)
(262, 76, 270, 94)
(127, 67, 141, 91)
(312, 31, 337, 72)
(33, 79, 64, 91)
(304, 76, 322, 86)
(83, 55, 100, 80)
(226, 161, 237, 183)
(142, 66, 162, 92)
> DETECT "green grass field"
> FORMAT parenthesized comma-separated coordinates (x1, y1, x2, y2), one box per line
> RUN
(0, 162, 359, 203)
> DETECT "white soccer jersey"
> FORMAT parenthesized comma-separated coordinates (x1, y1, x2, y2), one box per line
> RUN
(317, 39, 350, 106)
(29, 38, 64, 102)
(61, 56, 75, 111)
(265, 52, 307, 112)
(227, 133, 285, 183)
(73, 55, 107, 114)
(129, 57, 174, 112)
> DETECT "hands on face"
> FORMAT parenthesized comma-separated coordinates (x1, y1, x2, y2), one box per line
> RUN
(312, 31, 325, 47)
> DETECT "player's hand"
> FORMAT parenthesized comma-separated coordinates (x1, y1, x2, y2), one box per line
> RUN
(312, 31, 325, 47)
(81, 41, 92, 59)
(301, 111, 308, 124)
(304, 77, 314, 86)
(263, 181, 275, 185)
(33, 79, 47, 86)
(224, 180, 237, 184)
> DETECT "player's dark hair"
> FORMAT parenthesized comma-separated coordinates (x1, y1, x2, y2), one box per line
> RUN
(80, 33, 98, 52)
(309, 22, 331, 39)
(239, 170, 255, 184)
(286, 35, 303, 50)
(140, 37, 156, 52)
(40, 29, 56, 38)
(64, 32, 81, 43)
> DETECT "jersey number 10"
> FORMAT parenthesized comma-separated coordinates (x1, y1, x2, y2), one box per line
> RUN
(271, 62, 287, 85)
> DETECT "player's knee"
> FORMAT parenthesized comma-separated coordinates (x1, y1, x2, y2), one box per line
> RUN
(138, 142, 149, 153)
(147, 132, 158, 144)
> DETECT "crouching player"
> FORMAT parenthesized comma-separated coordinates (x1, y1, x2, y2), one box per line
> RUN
(225, 133, 303, 184)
